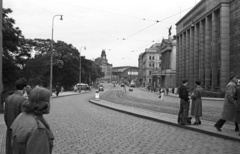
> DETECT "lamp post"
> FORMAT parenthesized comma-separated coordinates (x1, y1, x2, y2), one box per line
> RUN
(79, 46, 86, 93)
(50, 15, 63, 94)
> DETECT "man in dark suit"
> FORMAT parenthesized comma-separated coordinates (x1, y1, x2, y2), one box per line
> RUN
(178, 79, 191, 125)
(4, 78, 27, 154)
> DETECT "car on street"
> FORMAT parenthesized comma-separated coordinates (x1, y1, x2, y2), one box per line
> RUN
(99, 85, 104, 91)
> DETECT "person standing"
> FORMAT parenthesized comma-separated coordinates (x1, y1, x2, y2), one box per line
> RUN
(178, 79, 190, 125)
(55, 83, 61, 97)
(11, 87, 54, 154)
(4, 78, 27, 154)
(214, 75, 239, 132)
(236, 81, 240, 136)
(191, 80, 203, 125)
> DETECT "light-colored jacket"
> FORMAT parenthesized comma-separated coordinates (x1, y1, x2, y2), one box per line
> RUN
(11, 112, 54, 154)
(221, 80, 237, 122)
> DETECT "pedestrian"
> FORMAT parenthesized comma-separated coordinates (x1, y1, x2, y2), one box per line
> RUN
(25, 85, 32, 98)
(56, 83, 61, 96)
(190, 80, 203, 125)
(178, 79, 191, 125)
(160, 88, 165, 100)
(214, 74, 239, 132)
(10, 87, 54, 154)
(236, 81, 240, 136)
(166, 87, 169, 95)
(4, 78, 27, 154)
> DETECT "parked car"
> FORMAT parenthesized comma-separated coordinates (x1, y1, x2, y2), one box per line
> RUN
(129, 83, 136, 87)
(99, 85, 104, 91)
(74, 83, 91, 91)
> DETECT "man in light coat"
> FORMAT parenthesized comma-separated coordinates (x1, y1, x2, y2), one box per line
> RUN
(214, 75, 239, 132)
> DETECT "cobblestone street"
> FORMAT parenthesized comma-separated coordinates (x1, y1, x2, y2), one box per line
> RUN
(46, 92, 240, 154)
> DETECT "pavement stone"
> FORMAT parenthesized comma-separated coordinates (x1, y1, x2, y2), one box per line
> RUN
(0, 88, 239, 154)
(89, 99, 240, 143)
(48, 94, 240, 153)
(0, 90, 89, 154)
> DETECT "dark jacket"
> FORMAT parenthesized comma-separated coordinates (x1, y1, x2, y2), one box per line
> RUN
(11, 112, 54, 154)
(4, 91, 26, 128)
(178, 85, 189, 102)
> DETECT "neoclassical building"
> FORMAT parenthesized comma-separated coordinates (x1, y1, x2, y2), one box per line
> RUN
(95, 50, 112, 80)
(176, 0, 240, 94)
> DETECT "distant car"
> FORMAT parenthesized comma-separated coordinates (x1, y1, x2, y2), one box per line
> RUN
(121, 83, 125, 87)
(129, 83, 135, 87)
(99, 85, 104, 91)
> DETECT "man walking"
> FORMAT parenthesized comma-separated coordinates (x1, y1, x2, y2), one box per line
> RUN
(178, 79, 190, 125)
(214, 75, 239, 132)
(4, 78, 27, 154)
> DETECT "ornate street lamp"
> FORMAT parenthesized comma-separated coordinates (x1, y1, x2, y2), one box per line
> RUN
(50, 15, 63, 94)
(79, 46, 86, 93)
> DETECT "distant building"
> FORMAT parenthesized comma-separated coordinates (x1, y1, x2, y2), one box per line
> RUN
(138, 43, 161, 87)
(112, 66, 138, 84)
(176, 0, 240, 95)
(95, 50, 112, 80)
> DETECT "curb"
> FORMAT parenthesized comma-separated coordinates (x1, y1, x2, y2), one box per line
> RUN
(89, 99, 240, 143)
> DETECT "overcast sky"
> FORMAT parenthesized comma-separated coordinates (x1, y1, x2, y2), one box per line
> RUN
(3, 0, 200, 67)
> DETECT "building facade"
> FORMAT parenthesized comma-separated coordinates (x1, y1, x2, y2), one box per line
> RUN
(160, 37, 177, 89)
(138, 43, 161, 87)
(95, 50, 112, 80)
(176, 0, 240, 94)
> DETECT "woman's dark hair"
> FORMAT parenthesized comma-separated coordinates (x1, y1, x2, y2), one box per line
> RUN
(22, 87, 51, 115)
(195, 80, 201, 85)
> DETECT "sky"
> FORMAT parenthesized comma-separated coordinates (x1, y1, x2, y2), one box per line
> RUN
(3, 0, 201, 67)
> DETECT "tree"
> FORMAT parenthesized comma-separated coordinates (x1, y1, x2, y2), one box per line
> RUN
(2, 8, 30, 89)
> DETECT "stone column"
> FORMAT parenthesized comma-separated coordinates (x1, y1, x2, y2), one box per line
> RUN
(194, 23, 199, 84)
(220, 4, 230, 92)
(178, 34, 183, 86)
(199, 20, 205, 86)
(176, 36, 180, 86)
(204, 16, 211, 90)
(190, 26, 194, 90)
(182, 32, 186, 80)
(211, 11, 219, 91)
(186, 29, 190, 81)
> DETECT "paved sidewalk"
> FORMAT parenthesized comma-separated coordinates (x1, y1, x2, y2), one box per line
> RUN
(89, 99, 240, 143)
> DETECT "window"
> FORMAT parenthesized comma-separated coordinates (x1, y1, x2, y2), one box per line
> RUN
(149, 63, 151, 67)
(149, 71, 152, 75)
(149, 79, 151, 83)
(149, 56, 151, 60)
(153, 56, 155, 60)
(153, 64, 155, 67)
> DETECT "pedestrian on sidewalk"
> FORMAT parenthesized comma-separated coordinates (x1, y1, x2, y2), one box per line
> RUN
(214, 74, 239, 132)
(10, 87, 54, 154)
(4, 78, 27, 154)
(160, 88, 165, 100)
(190, 80, 203, 125)
(178, 79, 191, 125)
(55, 83, 61, 96)
(235, 79, 240, 136)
